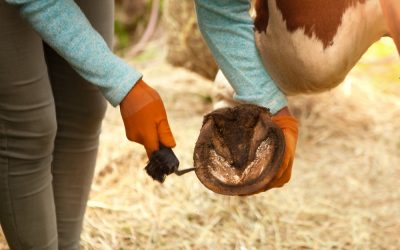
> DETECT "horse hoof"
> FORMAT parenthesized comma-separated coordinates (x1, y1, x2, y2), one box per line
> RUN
(194, 104, 285, 196)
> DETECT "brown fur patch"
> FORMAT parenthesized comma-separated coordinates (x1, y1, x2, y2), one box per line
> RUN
(254, 0, 367, 48)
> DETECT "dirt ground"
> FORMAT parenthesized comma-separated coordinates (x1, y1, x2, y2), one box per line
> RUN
(1, 39, 399, 249)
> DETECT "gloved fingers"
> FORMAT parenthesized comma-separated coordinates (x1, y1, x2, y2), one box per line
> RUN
(261, 114, 298, 191)
(142, 127, 160, 158)
(157, 119, 176, 148)
(272, 115, 299, 133)
(265, 158, 293, 190)
(272, 115, 298, 175)
(273, 128, 297, 179)
(273, 152, 291, 179)
(124, 125, 141, 144)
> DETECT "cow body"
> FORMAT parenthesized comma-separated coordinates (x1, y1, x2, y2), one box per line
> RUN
(254, 0, 388, 95)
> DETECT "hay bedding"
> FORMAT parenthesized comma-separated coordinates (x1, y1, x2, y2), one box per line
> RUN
(1, 56, 399, 249)
(76, 62, 400, 249)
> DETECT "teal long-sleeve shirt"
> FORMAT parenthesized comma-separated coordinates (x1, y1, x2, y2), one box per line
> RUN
(5, 0, 142, 106)
(6, 0, 286, 113)
(194, 0, 287, 114)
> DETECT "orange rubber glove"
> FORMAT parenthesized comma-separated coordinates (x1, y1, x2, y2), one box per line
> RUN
(120, 79, 176, 157)
(265, 108, 299, 190)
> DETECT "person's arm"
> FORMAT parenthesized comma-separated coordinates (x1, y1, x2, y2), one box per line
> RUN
(194, 0, 298, 190)
(194, 0, 287, 114)
(5, 0, 141, 106)
(5, 0, 175, 156)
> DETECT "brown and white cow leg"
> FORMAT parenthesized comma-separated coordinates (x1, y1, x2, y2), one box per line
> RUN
(254, 0, 387, 95)
(212, 70, 243, 110)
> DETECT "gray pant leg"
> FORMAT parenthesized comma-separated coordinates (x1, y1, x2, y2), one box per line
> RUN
(45, 1, 112, 249)
(0, 3, 58, 250)
(0, 1, 114, 249)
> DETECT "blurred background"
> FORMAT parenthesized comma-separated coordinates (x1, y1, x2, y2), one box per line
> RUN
(1, 0, 400, 249)
(113, 0, 218, 79)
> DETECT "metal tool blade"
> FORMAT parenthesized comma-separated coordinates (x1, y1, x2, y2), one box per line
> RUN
(174, 167, 196, 176)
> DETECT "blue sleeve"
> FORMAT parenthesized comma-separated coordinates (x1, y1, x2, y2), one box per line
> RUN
(194, 0, 287, 114)
(5, 0, 143, 106)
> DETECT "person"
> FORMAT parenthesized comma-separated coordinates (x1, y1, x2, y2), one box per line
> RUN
(1, 1, 175, 249)
(0, 0, 297, 249)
